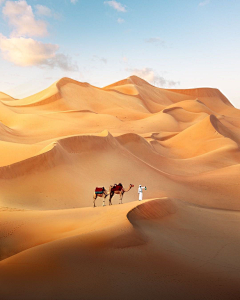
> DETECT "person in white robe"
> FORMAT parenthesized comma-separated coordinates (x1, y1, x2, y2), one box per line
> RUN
(138, 184, 146, 201)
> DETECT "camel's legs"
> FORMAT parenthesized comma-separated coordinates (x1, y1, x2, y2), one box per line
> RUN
(102, 193, 107, 206)
(109, 192, 113, 205)
(93, 195, 97, 207)
(119, 193, 123, 204)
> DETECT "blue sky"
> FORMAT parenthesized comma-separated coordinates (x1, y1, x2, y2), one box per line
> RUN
(0, 0, 239, 107)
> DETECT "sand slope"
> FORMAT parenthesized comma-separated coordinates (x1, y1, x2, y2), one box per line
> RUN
(1, 76, 240, 299)
(1, 198, 240, 299)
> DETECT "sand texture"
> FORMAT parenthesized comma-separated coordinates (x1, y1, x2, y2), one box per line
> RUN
(0, 76, 240, 299)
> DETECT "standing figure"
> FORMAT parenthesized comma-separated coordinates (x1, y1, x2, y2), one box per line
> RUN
(138, 184, 146, 201)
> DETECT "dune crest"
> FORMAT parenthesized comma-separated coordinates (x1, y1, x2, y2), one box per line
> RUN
(128, 198, 177, 221)
(1, 76, 240, 299)
(0, 76, 239, 209)
(0, 92, 16, 101)
(167, 87, 232, 106)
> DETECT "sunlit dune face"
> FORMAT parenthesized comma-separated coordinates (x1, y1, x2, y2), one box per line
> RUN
(1, 77, 240, 300)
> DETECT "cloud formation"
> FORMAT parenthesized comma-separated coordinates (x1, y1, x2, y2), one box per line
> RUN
(3, 0, 48, 37)
(35, 5, 52, 17)
(0, 35, 58, 66)
(127, 68, 180, 87)
(145, 37, 166, 47)
(104, 1, 127, 12)
(0, 1, 78, 72)
(0, 35, 78, 71)
(70, 0, 78, 4)
(45, 53, 79, 71)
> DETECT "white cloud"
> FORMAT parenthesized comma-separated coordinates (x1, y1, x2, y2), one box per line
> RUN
(127, 67, 180, 87)
(0, 34, 78, 71)
(35, 5, 52, 17)
(117, 18, 125, 23)
(3, 0, 48, 37)
(145, 37, 166, 47)
(0, 34, 58, 66)
(35, 5, 61, 20)
(104, 1, 127, 12)
(70, 0, 78, 4)
(199, 0, 210, 6)
(1, 1, 78, 72)
(0, 0, 6, 5)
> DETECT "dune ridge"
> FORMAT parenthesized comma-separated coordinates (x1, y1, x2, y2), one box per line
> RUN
(0, 76, 239, 209)
(1, 76, 240, 299)
(0, 198, 155, 261)
(167, 87, 232, 106)
(128, 197, 177, 221)
(0, 92, 16, 101)
(0, 198, 174, 263)
(1, 198, 240, 300)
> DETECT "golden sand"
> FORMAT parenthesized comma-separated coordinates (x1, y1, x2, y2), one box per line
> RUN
(0, 76, 240, 299)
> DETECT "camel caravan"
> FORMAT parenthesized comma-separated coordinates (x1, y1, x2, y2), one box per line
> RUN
(93, 183, 134, 207)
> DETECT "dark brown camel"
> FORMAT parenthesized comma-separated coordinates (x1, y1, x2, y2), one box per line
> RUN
(109, 183, 134, 205)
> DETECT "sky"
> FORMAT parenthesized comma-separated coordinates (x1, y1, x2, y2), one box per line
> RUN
(0, 0, 239, 107)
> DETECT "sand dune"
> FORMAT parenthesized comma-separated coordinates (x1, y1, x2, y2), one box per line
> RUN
(1, 76, 240, 299)
(0, 92, 16, 101)
(158, 115, 238, 158)
(0, 76, 239, 207)
(117, 132, 240, 175)
(1, 198, 240, 299)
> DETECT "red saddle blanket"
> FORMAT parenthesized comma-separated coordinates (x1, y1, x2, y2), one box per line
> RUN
(95, 187, 105, 194)
(111, 184, 123, 192)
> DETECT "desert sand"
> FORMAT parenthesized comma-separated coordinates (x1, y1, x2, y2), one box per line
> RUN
(0, 76, 240, 299)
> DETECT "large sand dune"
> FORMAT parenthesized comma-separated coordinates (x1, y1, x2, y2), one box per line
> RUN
(0, 76, 240, 299)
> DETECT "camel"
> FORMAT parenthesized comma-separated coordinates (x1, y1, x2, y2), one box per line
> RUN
(93, 186, 112, 207)
(109, 183, 134, 205)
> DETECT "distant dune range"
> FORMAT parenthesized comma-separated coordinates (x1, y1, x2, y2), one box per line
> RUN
(1, 76, 240, 299)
